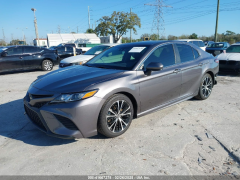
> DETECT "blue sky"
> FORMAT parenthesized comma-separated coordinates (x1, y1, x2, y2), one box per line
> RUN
(1, 0, 239, 43)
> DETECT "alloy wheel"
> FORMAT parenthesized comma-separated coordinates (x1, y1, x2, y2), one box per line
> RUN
(106, 100, 131, 133)
(44, 61, 53, 70)
(201, 76, 212, 98)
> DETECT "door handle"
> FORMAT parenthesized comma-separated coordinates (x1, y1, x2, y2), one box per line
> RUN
(19, 57, 23, 59)
(198, 63, 203, 66)
(173, 69, 181, 73)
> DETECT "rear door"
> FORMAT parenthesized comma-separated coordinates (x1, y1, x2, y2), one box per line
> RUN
(56, 46, 66, 60)
(174, 44, 203, 98)
(137, 44, 182, 112)
(22, 46, 40, 69)
(65, 46, 74, 58)
(0, 47, 23, 72)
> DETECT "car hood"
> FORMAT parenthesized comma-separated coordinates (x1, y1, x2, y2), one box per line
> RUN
(216, 53, 240, 61)
(31, 66, 124, 93)
(60, 55, 95, 63)
(206, 47, 226, 51)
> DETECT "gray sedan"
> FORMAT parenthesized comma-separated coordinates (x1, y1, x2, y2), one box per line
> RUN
(24, 41, 219, 139)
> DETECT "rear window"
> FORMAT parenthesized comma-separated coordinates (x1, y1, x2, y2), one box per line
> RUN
(192, 48, 200, 59)
(176, 44, 194, 63)
(226, 45, 240, 53)
(208, 43, 224, 48)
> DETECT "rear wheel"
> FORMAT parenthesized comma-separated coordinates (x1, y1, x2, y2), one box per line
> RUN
(42, 60, 53, 71)
(97, 94, 134, 138)
(195, 73, 213, 100)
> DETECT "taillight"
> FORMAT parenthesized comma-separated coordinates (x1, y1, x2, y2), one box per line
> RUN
(214, 59, 219, 63)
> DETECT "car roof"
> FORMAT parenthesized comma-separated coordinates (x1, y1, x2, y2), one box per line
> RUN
(232, 43, 240, 45)
(176, 39, 203, 42)
(100, 43, 121, 47)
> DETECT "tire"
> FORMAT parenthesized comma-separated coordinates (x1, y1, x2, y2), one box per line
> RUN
(195, 73, 213, 100)
(97, 94, 134, 138)
(42, 60, 53, 71)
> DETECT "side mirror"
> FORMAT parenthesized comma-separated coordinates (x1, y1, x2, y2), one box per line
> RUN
(1, 52, 7, 57)
(144, 62, 163, 76)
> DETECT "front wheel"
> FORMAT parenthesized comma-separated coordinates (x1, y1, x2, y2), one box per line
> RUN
(42, 60, 53, 71)
(195, 73, 213, 100)
(97, 94, 134, 138)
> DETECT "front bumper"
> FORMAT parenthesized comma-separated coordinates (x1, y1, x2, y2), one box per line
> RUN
(23, 90, 105, 139)
(219, 60, 240, 72)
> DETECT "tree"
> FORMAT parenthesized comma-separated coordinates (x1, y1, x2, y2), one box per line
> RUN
(168, 35, 177, 40)
(71, 32, 76, 34)
(150, 34, 159, 40)
(178, 34, 189, 39)
(86, 29, 95, 33)
(9, 39, 20, 45)
(189, 33, 198, 39)
(95, 11, 141, 43)
(224, 30, 235, 36)
(141, 33, 151, 40)
(0, 39, 6, 46)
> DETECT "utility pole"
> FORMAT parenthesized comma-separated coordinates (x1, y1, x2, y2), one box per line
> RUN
(58, 25, 61, 34)
(214, 0, 220, 42)
(2, 28, 5, 44)
(145, 0, 172, 40)
(130, 8, 132, 43)
(88, 6, 90, 29)
(31, 8, 40, 46)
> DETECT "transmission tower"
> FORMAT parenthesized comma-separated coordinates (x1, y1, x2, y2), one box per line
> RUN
(145, 0, 172, 40)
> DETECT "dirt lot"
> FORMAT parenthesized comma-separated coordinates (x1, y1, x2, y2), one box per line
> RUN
(0, 67, 240, 176)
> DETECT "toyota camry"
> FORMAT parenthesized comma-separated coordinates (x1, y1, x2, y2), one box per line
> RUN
(24, 41, 219, 139)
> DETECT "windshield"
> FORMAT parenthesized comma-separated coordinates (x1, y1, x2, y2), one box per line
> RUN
(208, 43, 225, 48)
(0, 47, 7, 53)
(85, 45, 150, 70)
(226, 45, 240, 53)
(84, 45, 110, 55)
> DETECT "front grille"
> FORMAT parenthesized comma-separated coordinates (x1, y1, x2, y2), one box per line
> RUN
(24, 105, 47, 131)
(32, 102, 49, 108)
(228, 61, 237, 65)
(219, 60, 226, 64)
(54, 114, 79, 130)
(30, 94, 53, 99)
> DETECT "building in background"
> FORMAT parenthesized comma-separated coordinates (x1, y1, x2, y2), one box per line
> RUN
(47, 33, 101, 48)
(33, 38, 47, 47)
(100, 35, 122, 44)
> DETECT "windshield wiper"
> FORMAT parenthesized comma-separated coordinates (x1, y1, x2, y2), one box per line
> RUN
(83, 64, 92, 67)
(95, 66, 109, 69)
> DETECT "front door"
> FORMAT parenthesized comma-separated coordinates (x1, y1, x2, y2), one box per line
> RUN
(137, 44, 182, 113)
(0, 47, 23, 72)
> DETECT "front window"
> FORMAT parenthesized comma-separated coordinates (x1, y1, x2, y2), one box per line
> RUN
(208, 43, 224, 48)
(85, 45, 150, 70)
(226, 45, 240, 53)
(84, 45, 110, 55)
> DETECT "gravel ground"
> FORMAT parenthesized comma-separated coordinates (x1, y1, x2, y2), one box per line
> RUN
(0, 67, 240, 176)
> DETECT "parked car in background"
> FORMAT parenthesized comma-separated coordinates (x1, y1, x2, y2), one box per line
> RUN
(215, 43, 240, 73)
(206, 42, 230, 56)
(59, 44, 120, 68)
(50, 46, 82, 60)
(204, 41, 214, 47)
(0, 46, 59, 73)
(24, 41, 218, 139)
(176, 39, 206, 51)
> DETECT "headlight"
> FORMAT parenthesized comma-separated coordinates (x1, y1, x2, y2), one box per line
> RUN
(50, 90, 97, 103)
(72, 61, 83, 65)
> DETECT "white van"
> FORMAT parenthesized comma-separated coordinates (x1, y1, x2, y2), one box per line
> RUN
(176, 39, 206, 51)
